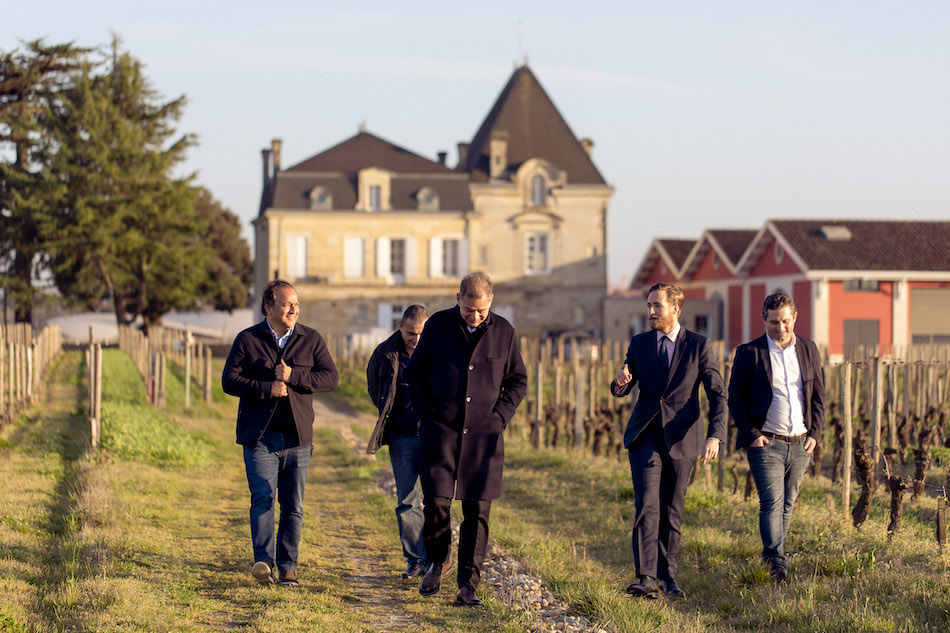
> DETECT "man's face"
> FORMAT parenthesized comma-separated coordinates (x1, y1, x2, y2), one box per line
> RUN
(457, 292, 492, 328)
(399, 318, 426, 356)
(264, 286, 299, 335)
(647, 289, 679, 334)
(765, 305, 797, 348)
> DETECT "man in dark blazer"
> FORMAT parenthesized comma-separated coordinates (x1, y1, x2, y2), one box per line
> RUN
(611, 282, 727, 599)
(728, 292, 824, 583)
(222, 279, 338, 586)
(406, 272, 527, 607)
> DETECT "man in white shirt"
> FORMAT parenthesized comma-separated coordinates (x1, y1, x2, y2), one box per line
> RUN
(728, 293, 826, 583)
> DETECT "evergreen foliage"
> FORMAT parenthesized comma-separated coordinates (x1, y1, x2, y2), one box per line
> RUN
(0, 36, 251, 328)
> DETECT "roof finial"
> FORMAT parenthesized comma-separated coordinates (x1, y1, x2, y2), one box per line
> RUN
(359, 120, 367, 133)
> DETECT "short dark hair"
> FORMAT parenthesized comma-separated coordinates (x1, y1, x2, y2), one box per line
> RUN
(400, 304, 429, 324)
(460, 272, 493, 299)
(762, 292, 797, 319)
(261, 279, 295, 316)
(648, 282, 684, 311)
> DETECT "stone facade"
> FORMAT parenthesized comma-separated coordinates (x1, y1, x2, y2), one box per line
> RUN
(255, 66, 614, 343)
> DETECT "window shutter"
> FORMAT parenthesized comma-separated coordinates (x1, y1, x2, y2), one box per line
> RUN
(405, 237, 418, 279)
(428, 238, 443, 278)
(376, 303, 392, 329)
(343, 237, 364, 278)
(375, 238, 390, 277)
(458, 238, 470, 276)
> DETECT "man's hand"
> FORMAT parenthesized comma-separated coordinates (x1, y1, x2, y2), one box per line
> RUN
(614, 363, 632, 387)
(749, 435, 770, 448)
(702, 438, 720, 463)
(270, 381, 288, 398)
(804, 437, 817, 454)
(275, 359, 291, 382)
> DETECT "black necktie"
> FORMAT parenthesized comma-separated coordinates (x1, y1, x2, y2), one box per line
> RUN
(658, 335, 669, 383)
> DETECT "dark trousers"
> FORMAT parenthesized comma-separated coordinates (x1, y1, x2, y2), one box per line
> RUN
(423, 495, 492, 589)
(628, 422, 692, 581)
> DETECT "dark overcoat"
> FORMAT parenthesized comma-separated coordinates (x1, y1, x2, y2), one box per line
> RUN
(222, 320, 339, 447)
(405, 307, 527, 500)
(611, 328, 727, 459)
(727, 334, 825, 449)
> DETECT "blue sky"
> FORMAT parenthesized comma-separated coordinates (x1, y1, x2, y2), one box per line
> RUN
(5, 1, 950, 287)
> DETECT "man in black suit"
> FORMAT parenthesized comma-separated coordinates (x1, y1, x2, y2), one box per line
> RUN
(611, 282, 727, 599)
(406, 272, 527, 607)
(728, 292, 824, 583)
(222, 279, 339, 586)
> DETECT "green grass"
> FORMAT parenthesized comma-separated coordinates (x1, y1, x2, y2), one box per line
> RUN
(99, 349, 214, 467)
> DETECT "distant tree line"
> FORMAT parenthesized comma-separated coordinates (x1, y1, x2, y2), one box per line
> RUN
(0, 36, 251, 333)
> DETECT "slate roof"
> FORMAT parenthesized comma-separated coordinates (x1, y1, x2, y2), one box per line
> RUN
(463, 65, 606, 184)
(770, 220, 950, 272)
(707, 229, 759, 266)
(657, 239, 697, 271)
(263, 132, 471, 213)
(630, 238, 697, 289)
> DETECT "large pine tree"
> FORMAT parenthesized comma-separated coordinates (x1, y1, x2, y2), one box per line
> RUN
(0, 40, 87, 323)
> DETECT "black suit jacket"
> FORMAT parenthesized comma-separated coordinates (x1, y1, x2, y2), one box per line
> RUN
(611, 328, 727, 459)
(222, 320, 339, 447)
(728, 334, 825, 449)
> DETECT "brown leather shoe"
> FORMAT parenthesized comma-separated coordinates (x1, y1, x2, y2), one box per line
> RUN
(278, 569, 299, 586)
(419, 563, 443, 596)
(626, 575, 659, 599)
(251, 561, 274, 585)
(455, 584, 483, 607)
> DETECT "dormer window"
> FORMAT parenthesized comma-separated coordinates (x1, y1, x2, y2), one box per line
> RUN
(357, 168, 392, 211)
(416, 186, 440, 211)
(309, 186, 332, 210)
(531, 174, 546, 206)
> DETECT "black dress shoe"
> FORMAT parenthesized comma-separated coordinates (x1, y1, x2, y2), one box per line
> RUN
(455, 584, 484, 607)
(770, 567, 788, 584)
(401, 562, 427, 579)
(419, 563, 443, 596)
(659, 579, 686, 598)
(626, 575, 659, 599)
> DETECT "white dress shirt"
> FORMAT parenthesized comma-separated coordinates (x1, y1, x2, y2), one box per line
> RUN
(762, 334, 807, 436)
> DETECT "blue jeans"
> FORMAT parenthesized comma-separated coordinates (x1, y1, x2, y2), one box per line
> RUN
(747, 439, 811, 572)
(388, 433, 427, 566)
(243, 431, 312, 570)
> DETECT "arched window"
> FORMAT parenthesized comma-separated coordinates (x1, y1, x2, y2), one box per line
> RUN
(531, 174, 546, 206)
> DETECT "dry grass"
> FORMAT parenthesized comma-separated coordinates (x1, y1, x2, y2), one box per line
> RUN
(493, 435, 950, 633)
(0, 351, 528, 632)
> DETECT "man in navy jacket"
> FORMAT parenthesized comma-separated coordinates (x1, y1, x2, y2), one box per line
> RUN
(611, 282, 727, 599)
(223, 279, 338, 586)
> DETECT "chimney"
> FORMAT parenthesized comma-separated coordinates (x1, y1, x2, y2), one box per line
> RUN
(456, 142, 469, 170)
(437, 151, 447, 166)
(489, 131, 509, 179)
(580, 137, 594, 156)
(271, 138, 282, 173)
(261, 148, 272, 186)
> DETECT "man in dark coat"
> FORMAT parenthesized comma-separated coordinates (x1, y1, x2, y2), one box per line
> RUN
(365, 304, 430, 580)
(611, 282, 727, 600)
(729, 292, 825, 583)
(406, 272, 527, 607)
(222, 279, 338, 586)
